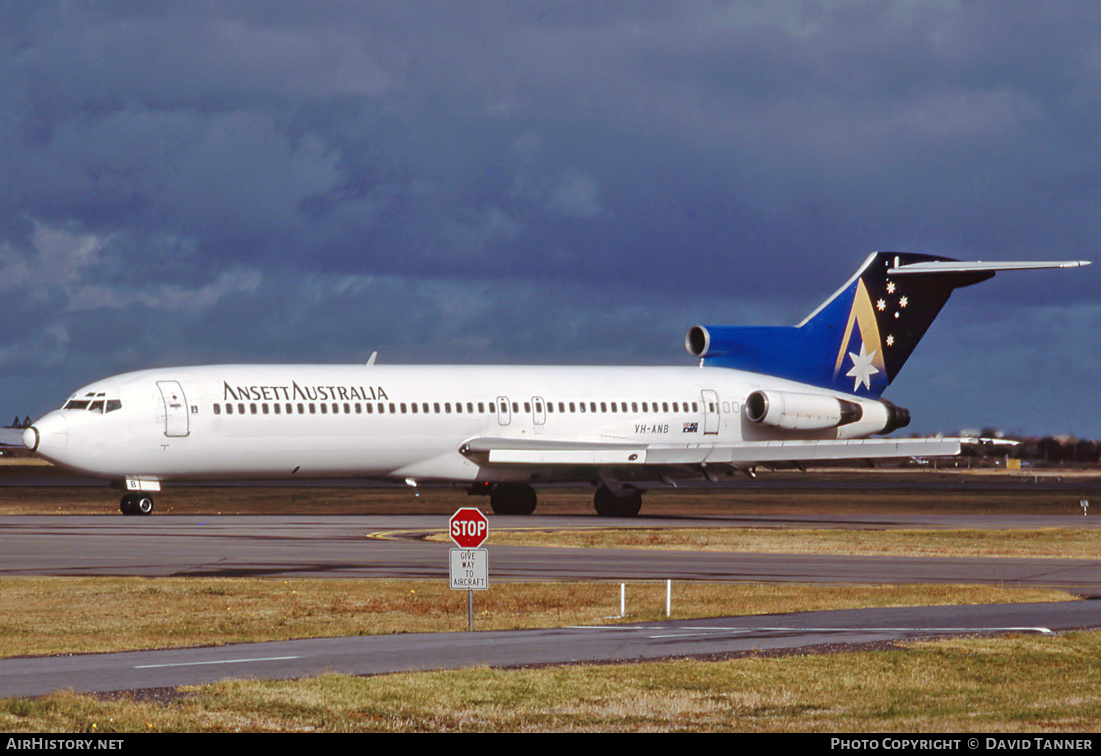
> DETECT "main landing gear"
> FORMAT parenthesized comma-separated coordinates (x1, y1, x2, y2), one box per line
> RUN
(481, 482, 644, 517)
(488, 483, 537, 515)
(120, 492, 154, 516)
(593, 485, 643, 518)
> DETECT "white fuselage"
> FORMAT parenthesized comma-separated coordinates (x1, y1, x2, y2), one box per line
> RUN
(28, 363, 887, 484)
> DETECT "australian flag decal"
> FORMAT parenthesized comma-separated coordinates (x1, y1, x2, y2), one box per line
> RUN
(682, 422, 698, 433)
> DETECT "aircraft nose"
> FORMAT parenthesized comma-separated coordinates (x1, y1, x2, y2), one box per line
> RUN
(25, 412, 67, 453)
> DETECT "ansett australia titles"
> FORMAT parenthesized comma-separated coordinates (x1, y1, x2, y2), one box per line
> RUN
(223, 381, 389, 403)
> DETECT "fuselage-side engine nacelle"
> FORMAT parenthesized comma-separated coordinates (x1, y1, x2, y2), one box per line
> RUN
(744, 389, 910, 436)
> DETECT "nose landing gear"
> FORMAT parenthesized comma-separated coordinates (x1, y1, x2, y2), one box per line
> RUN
(120, 493, 154, 516)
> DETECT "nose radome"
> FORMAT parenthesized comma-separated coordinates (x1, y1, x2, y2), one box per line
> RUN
(26, 412, 67, 453)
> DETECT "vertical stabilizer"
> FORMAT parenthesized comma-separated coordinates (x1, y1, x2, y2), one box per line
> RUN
(685, 251, 1058, 397)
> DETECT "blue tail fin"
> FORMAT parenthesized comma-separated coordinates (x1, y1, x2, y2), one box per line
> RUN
(686, 252, 995, 397)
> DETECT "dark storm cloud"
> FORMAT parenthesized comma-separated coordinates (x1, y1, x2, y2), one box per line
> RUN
(0, 1, 1097, 435)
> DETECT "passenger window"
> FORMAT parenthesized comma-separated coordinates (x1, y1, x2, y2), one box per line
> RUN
(226, 404, 233, 415)
(213, 404, 221, 415)
(262, 404, 269, 415)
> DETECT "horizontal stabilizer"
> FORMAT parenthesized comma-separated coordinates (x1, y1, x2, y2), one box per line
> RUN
(889, 259, 1090, 275)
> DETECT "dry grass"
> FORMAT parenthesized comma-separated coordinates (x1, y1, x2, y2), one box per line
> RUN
(0, 577, 1068, 657)
(4, 632, 1101, 731)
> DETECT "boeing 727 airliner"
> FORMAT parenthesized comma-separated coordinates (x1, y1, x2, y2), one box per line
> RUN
(15, 252, 1089, 516)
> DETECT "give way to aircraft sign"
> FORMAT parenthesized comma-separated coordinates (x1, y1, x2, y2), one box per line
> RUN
(449, 508, 488, 594)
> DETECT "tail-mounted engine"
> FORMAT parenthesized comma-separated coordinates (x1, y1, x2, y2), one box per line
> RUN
(745, 389, 910, 436)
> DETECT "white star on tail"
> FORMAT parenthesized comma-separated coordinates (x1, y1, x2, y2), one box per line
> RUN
(846, 343, 879, 391)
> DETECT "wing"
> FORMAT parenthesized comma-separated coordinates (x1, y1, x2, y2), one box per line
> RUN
(459, 435, 963, 483)
(0, 428, 26, 447)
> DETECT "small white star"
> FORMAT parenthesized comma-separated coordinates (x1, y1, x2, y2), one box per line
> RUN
(886, 335, 895, 347)
(899, 296, 908, 308)
(886, 281, 896, 294)
(846, 343, 880, 391)
(876, 299, 886, 311)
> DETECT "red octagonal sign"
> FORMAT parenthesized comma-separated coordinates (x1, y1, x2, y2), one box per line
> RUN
(449, 507, 489, 549)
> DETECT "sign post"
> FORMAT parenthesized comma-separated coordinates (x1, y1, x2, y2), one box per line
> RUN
(449, 507, 489, 630)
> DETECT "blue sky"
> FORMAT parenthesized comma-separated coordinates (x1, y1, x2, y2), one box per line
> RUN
(0, 2, 1097, 436)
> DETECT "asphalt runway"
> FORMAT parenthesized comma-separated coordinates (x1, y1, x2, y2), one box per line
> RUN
(3, 509, 1101, 696)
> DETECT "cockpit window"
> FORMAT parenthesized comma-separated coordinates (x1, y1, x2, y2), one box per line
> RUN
(63, 398, 122, 413)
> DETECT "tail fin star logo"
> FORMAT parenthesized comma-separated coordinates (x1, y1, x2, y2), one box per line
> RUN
(846, 343, 879, 391)
(832, 278, 886, 392)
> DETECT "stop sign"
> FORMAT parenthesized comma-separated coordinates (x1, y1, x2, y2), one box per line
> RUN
(449, 507, 489, 548)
